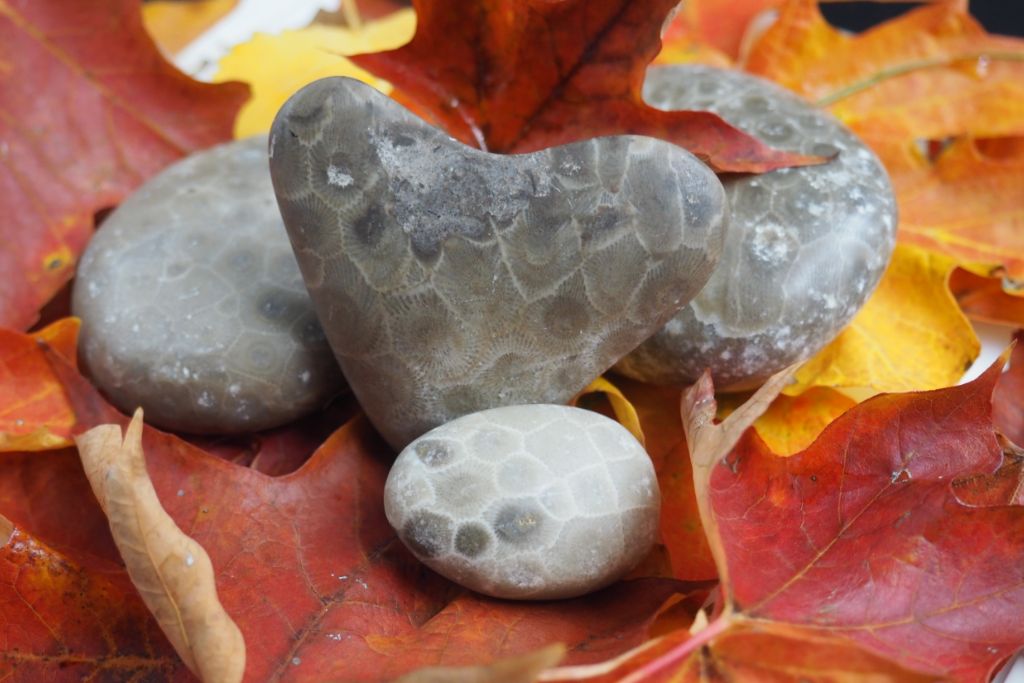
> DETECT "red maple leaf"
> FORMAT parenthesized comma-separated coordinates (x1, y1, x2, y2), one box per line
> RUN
(352, 0, 820, 172)
(0, 0, 248, 329)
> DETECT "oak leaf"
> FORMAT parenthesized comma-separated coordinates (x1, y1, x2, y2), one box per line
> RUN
(0, 0, 248, 329)
(19, 352, 693, 681)
(350, 0, 820, 172)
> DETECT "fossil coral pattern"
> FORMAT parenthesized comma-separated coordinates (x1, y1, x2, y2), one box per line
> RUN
(270, 77, 728, 449)
(384, 404, 660, 599)
(73, 136, 343, 434)
(617, 66, 897, 390)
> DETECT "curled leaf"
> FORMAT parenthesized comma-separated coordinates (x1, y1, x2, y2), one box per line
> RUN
(75, 410, 245, 683)
(576, 376, 645, 446)
(680, 364, 796, 594)
(682, 365, 797, 473)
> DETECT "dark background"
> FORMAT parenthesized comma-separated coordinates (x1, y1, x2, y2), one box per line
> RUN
(822, 1, 1024, 37)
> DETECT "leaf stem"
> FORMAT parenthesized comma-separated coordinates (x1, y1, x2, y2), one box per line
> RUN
(342, 0, 362, 31)
(815, 52, 1024, 108)
(617, 613, 732, 683)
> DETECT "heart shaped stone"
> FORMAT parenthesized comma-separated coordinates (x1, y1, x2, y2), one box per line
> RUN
(616, 66, 897, 390)
(269, 77, 727, 449)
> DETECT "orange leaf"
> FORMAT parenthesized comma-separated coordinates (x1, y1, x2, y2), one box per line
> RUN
(896, 137, 1024, 279)
(542, 622, 940, 682)
(0, 0, 248, 329)
(743, 0, 1024, 282)
(659, 0, 780, 62)
(0, 517, 180, 679)
(613, 378, 717, 582)
(0, 318, 79, 452)
(745, 0, 1024, 113)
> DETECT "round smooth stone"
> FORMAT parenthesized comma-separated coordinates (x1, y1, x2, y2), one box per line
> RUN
(383, 404, 660, 600)
(73, 136, 344, 434)
(616, 65, 898, 390)
(270, 76, 728, 450)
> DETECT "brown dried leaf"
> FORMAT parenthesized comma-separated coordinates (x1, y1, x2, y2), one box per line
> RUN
(75, 410, 245, 683)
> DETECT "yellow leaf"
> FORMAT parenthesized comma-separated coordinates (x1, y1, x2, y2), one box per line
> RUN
(576, 375, 646, 446)
(718, 387, 856, 456)
(791, 244, 980, 394)
(143, 0, 239, 56)
(75, 411, 245, 683)
(214, 10, 416, 138)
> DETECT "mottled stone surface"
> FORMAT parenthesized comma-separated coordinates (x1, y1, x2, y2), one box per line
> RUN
(73, 136, 344, 434)
(616, 66, 897, 390)
(269, 77, 728, 450)
(384, 404, 659, 599)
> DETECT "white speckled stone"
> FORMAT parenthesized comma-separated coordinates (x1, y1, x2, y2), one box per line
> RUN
(72, 136, 344, 434)
(383, 405, 660, 600)
(616, 65, 897, 391)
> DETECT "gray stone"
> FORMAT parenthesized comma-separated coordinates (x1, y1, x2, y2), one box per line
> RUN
(269, 77, 728, 450)
(73, 136, 344, 434)
(384, 404, 660, 600)
(616, 65, 897, 390)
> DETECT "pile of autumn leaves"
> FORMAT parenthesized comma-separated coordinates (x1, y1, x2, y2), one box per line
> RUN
(2, 0, 1024, 681)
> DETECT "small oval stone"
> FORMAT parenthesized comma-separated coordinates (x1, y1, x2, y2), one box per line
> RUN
(616, 65, 898, 390)
(383, 405, 660, 600)
(72, 136, 345, 434)
(269, 77, 729, 450)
